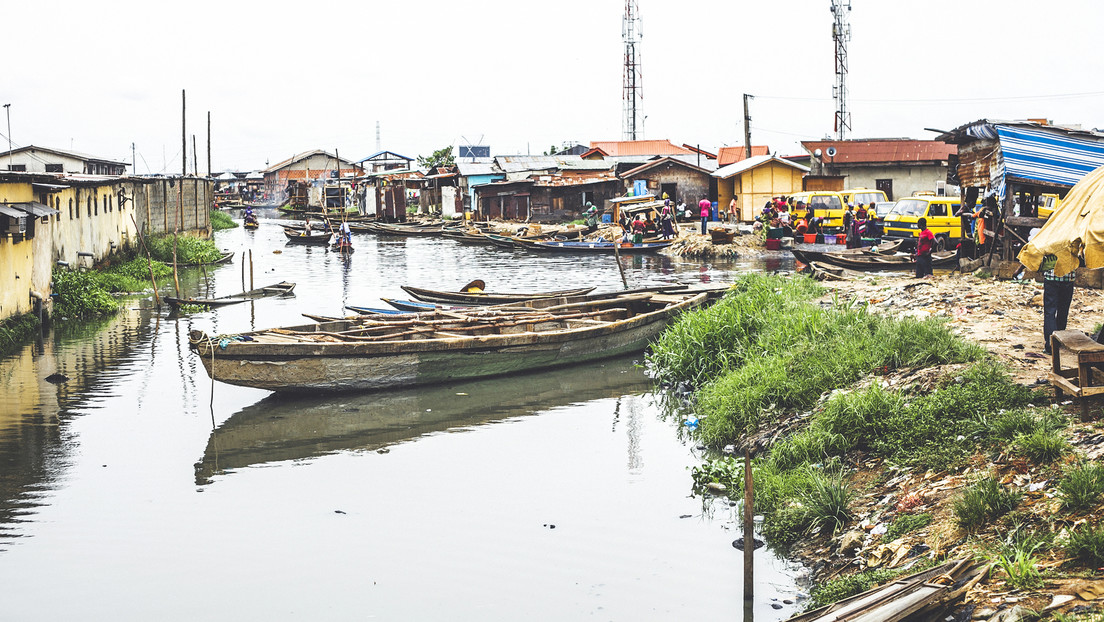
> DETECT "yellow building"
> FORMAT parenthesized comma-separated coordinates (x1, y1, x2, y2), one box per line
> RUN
(713, 155, 809, 222)
(0, 172, 212, 322)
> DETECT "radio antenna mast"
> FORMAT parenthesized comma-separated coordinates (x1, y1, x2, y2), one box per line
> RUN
(622, 0, 643, 140)
(831, 1, 852, 140)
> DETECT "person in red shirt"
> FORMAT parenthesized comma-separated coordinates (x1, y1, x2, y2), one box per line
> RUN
(915, 217, 935, 277)
(631, 214, 647, 244)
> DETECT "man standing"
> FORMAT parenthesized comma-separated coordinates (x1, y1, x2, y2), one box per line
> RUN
(915, 217, 934, 277)
(699, 196, 711, 235)
(584, 202, 599, 234)
(1041, 253, 1075, 354)
(728, 197, 739, 223)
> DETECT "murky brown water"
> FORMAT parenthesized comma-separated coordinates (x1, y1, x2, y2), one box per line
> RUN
(0, 211, 805, 620)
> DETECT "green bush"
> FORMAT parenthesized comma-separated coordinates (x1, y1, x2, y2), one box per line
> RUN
(953, 477, 1021, 530)
(209, 209, 238, 231)
(52, 268, 118, 318)
(803, 470, 853, 533)
(1066, 524, 1104, 568)
(994, 539, 1044, 589)
(146, 235, 222, 265)
(1059, 461, 1104, 512)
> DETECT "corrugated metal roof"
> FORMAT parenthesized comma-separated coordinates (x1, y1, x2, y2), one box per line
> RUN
(587, 140, 693, 157)
(717, 145, 770, 167)
(996, 124, 1104, 186)
(7, 201, 59, 217)
(712, 155, 810, 179)
(621, 157, 713, 178)
(800, 139, 955, 164)
(456, 161, 500, 176)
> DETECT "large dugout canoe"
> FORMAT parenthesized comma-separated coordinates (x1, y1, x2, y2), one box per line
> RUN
(400, 284, 596, 305)
(187, 290, 708, 393)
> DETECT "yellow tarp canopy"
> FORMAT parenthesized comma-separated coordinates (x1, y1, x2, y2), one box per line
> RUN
(1019, 164, 1104, 277)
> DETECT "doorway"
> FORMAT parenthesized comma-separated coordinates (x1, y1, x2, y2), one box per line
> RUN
(661, 183, 678, 203)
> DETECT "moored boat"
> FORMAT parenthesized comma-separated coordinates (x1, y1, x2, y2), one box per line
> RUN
(188, 290, 708, 393)
(165, 282, 296, 310)
(401, 283, 596, 305)
(529, 240, 672, 254)
(791, 248, 956, 270)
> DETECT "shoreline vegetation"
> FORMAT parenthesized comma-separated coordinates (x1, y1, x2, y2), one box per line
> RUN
(0, 313, 41, 356)
(50, 235, 222, 320)
(649, 273, 1104, 620)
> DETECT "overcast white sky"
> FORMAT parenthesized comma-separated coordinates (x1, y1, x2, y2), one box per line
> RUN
(5, 0, 1104, 173)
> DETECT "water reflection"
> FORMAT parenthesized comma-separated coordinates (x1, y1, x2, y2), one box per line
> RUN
(0, 307, 150, 550)
(197, 357, 651, 484)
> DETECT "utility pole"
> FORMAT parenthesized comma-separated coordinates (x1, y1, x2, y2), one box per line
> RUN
(622, 0, 643, 140)
(831, 1, 852, 140)
(3, 103, 11, 171)
(743, 94, 754, 162)
(132, 142, 136, 176)
(207, 111, 211, 178)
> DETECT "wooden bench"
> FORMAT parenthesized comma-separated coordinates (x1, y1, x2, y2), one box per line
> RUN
(1049, 330, 1104, 420)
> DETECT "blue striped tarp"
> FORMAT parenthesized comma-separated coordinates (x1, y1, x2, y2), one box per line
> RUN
(997, 125, 1104, 187)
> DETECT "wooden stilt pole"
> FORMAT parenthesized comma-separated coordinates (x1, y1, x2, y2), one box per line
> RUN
(744, 447, 755, 602)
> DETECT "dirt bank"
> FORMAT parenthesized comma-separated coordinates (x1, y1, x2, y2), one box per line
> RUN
(778, 272, 1104, 620)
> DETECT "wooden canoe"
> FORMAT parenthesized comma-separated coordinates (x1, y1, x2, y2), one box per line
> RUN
(709, 228, 736, 244)
(529, 240, 673, 254)
(188, 290, 708, 393)
(401, 284, 596, 305)
(176, 251, 235, 268)
(791, 248, 956, 271)
(165, 281, 296, 310)
(284, 229, 332, 245)
(807, 261, 864, 281)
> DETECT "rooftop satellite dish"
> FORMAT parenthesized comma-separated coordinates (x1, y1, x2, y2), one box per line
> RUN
(826, 147, 837, 157)
(814, 149, 823, 157)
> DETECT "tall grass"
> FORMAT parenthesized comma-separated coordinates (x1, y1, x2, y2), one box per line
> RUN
(51, 268, 119, 318)
(147, 235, 222, 265)
(209, 209, 237, 231)
(1059, 461, 1104, 512)
(1067, 524, 1104, 568)
(953, 477, 1021, 530)
(0, 313, 41, 355)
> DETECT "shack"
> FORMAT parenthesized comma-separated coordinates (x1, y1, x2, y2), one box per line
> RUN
(474, 176, 622, 223)
(619, 157, 713, 208)
(713, 155, 809, 222)
(937, 119, 1104, 261)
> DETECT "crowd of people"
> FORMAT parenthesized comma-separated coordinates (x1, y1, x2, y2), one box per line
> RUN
(753, 196, 883, 247)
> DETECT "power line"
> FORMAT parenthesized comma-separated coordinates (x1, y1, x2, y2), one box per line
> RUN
(754, 90, 1104, 104)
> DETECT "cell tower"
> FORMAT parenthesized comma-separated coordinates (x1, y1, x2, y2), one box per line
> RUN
(831, 1, 852, 140)
(622, 0, 643, 141)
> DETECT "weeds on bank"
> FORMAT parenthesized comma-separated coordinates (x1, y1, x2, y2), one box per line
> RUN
(0, 313, 41, 356)
(953, 477, 1022, 530)
(805, 558, 941, 611)
(146, 235, 222, 265)
(1058, 461, 1104, 511)
(1066, 524, 1104, 568)
(209, 209, 238, 231)
(52, 268, 119, 318)
(882, 513, 932, 542)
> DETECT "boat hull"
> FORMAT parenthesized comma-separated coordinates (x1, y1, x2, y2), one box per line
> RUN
(191, 293, 704, 393)
(400, 285, 596, 305)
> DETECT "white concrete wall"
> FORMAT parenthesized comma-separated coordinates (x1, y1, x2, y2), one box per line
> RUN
(842, 165, 948, 201)
(441, 186, 460, 218)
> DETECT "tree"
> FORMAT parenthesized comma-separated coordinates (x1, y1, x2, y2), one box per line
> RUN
(417, 146, 455, 170)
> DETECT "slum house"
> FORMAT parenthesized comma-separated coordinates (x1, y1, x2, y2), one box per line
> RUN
(619, 157, 714, 209)
(801, 139, 956, 201)
(584, 139, 696, 176)
(474, 176, 622, 223)
(358, 170, 415, 222)
(0, 173, 211, 321)
(713, 155, 810, 222)
(417, 167, 460, 217)
(456, 160, 504, 213)
(936, 119, 1104, 261)
(2, 145, 129, 175)
(261, 150, 358, 205)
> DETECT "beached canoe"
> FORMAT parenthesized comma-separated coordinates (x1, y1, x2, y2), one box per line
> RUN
(165, 282, 296, 310)
(188, 290, 707, 393)
(401, 284, 596, 305)
(529, 240, 673, 254)
(791, 248, 956, 270)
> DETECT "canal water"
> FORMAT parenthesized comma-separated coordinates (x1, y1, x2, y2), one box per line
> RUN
(0, 210, 805, 621)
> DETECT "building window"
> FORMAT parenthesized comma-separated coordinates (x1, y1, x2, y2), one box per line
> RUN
(109, 195, 113, 212)
(94, 196, 99, 216)
(87, 196, 91, 217)
(45, 163, 63, 173)
(69, 198, 73, 219)
(8, 164, 26, 172)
